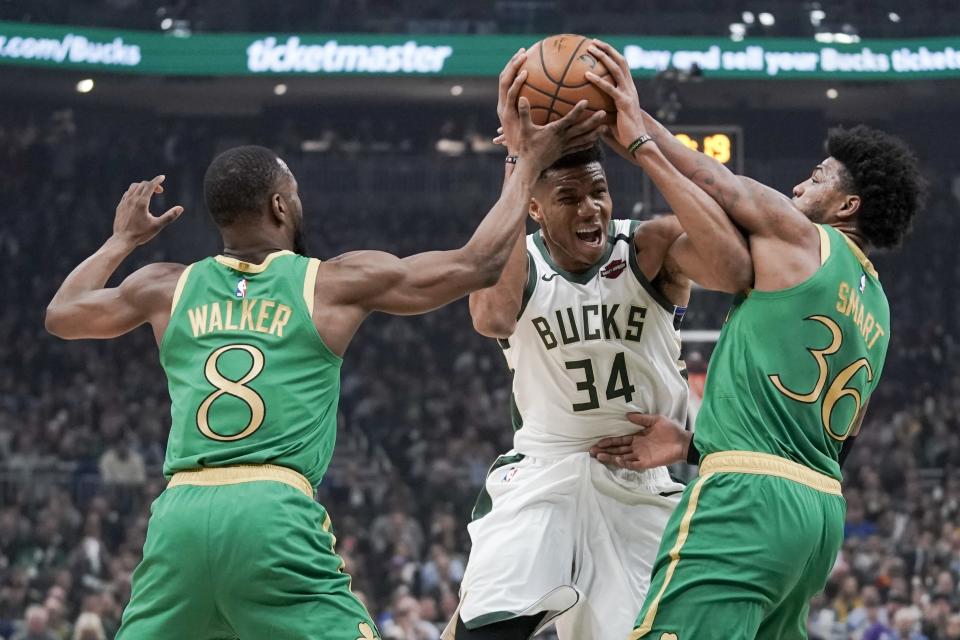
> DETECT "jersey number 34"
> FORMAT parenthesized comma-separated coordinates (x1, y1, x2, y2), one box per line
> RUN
(565, 352, 636, 412)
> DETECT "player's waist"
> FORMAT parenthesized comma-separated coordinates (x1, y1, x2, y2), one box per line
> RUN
(700, 451, 841, 496)
(167, 464, 314, 498)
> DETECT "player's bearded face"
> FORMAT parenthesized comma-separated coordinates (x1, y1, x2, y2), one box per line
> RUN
(533, 164, 613, 271)
(792, 157, 846, 224)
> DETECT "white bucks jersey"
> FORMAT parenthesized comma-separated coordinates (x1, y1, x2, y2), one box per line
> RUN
(503, 219, 689, 457)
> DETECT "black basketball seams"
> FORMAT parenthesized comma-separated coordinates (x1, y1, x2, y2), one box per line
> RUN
(524, 82, 578, 106)
(538, 40, 563, 85)
(546, 36, 588, 119)
(558, 64, 610, 89)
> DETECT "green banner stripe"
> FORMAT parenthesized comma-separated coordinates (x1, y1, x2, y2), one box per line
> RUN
(1, 21, 959, 79)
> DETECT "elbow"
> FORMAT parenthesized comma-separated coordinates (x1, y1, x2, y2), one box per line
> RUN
(44, 305, 69, 338)
(477, 267, 502, 290)
(468, 254, 505, 291)
(471, 313, 516, 339)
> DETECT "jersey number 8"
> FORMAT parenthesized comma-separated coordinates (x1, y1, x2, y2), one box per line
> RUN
(196, 344, 267, 441)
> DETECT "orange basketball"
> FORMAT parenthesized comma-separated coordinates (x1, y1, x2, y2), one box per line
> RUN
(518, 34, 616, 126)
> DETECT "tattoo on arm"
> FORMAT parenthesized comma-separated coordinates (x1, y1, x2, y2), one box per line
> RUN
(690, 160, 740, 211)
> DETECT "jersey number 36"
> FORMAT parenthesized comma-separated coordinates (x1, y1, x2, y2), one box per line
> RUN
(768, 315, 873, 441)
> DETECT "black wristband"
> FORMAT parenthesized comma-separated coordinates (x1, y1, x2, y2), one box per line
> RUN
(686, 436, 701, 465)
(627, 134, 654, 156)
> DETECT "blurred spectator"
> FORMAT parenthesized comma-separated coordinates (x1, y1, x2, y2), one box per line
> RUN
(380, 595, 440, 640)
(69, 613, 104, 640)
(0, 101, 958, 640)
(97, 438, 145, 487)
(10, 605, 57, 640)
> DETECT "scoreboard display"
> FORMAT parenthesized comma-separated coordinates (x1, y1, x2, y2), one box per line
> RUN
(644, 126, 744, 213)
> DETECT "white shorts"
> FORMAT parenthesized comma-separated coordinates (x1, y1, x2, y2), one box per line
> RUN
(455, 451, 683, 640)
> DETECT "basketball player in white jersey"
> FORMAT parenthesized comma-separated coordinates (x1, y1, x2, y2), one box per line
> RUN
(444, 52, 754, 640)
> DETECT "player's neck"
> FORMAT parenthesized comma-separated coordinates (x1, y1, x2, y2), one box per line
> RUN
(541, 235, 595, 273)
(830, 222, 870, 255)
(219, 227, 292, 264)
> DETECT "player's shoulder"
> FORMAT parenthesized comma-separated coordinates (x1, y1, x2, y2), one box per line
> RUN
(631, 215, 682, 246)
(313, 250, 407, 305)
(127, 262, 189, 288)
(119, 262, 189, 313)
(318, 250, 404, 278)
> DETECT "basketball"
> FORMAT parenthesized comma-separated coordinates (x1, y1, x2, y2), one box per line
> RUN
(518, 34, 617, 125)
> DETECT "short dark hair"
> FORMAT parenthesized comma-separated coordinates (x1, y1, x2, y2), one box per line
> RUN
(203, 145, 290, 226)
(826, 125, 926, 249)
(539, 143, 605, 181)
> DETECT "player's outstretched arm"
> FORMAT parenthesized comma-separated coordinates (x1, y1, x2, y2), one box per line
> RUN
(584, 42, 752, 292)
(45, 176, 185, 340)
(590, 413, 692, 470)
(469, 48, 533, 339)
(586, 39, 808, 242)
(468, 216, 528, 338)
(320, 58, 606, 319)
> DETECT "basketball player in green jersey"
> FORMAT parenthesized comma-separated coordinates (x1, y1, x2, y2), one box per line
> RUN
(43, 51, 606, 640)
(584, 40, 926, 639)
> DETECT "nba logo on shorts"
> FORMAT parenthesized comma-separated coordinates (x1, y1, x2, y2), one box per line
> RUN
(235, 278, 247, 298)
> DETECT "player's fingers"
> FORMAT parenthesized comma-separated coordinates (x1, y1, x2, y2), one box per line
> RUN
(492, 135, 506, 145)
(147, 175, 166, 195)
(155, 205, 184, 228)
(516, 96, 532, 124)
(499, 48, 527, 94)
(594, 452, 616, 465)
(497, 126, 504, 134)
(552, 100, 589, 130)
(591, 39, 631, 75)
(587, 45, 630, 88)
(505, 69, 528, 109)
(585, 69, 619, 96)
(134, 181, 151, 198)
(626, 412, 657, 428)
(596, 444, 634, 456)
(566, 111, 607, 139)
(594, 435, 633, 449)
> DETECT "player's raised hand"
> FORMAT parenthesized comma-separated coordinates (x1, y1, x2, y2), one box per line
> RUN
(511, 98, 607, 171)
(584, 39, 648, 159)
(496, 48, 528, 153)
(112, 175, 184, 246)
(590, 413, 691, 470)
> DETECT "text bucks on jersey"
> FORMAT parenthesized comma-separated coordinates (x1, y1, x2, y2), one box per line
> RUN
(502, 220, 689, 457)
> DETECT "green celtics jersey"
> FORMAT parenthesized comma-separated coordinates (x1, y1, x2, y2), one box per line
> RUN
(695, 225, 890, 481)
(159, 250, 340, 486)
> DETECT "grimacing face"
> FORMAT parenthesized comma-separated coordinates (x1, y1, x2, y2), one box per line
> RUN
(791, 156, 853, 224)
(531, 162, 613, 272)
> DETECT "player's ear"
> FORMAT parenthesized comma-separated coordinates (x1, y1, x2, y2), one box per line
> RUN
(529, 196, 543, 224)
(270, 192, 286, 224)
(838, 194, 861, 219)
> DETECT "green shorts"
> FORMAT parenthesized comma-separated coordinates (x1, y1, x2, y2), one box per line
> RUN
(630, 451, 845, 640)
(116, 465, 379, 640)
